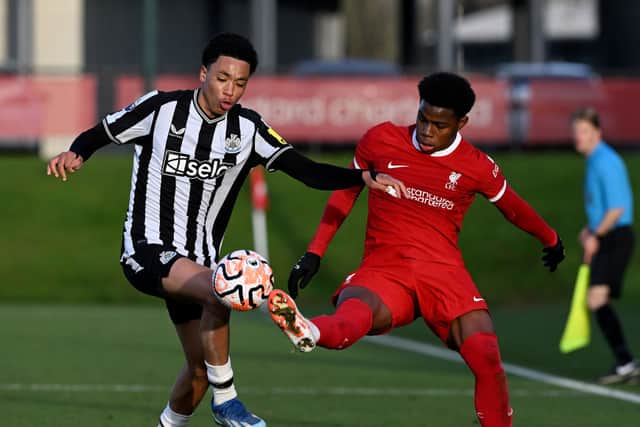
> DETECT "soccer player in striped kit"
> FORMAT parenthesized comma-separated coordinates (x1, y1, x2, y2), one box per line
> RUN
(46, 33, 405, 427)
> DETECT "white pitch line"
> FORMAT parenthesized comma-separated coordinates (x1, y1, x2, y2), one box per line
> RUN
(0, 383, 582, 398)
(364, 334, 640, 405)
(0, 383, 165, 393)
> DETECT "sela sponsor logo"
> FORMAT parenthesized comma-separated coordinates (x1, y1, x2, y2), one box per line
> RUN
(169, 124, 186, 139)
(159, 251, 178, 265)
(445, 171, 462, 191)
(224, 133, 242, 153)
(162, 151, 233, 180)
(387, 161, 409, 169)
(406, 186, 455, 210)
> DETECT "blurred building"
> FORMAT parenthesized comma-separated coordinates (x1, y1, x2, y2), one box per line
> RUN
(2, 0, 640, 152)
(3, 0, 640, 76)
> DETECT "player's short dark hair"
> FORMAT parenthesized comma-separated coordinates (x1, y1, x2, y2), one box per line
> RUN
(418, 72, 476, 118)
(201, 33, 258, 74)
(572, 107, 600, 129)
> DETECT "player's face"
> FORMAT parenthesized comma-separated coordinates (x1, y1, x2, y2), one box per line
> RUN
(572, 119, 601, 156)
(199, 55, 251, 117)
(415, 101, 468, 154)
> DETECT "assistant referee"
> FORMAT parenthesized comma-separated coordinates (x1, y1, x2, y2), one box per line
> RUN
(573, 107, 637, 384)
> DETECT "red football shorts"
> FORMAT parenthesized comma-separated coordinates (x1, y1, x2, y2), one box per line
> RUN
(331, 251, 489, 343)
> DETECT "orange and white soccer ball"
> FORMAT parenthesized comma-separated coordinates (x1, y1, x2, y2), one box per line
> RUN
(213, 250, 273, 311)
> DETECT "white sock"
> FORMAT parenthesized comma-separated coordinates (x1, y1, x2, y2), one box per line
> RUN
(309, 321, 321, 342)
(206, 358, 237, 406)
(157, 403, 191, 427)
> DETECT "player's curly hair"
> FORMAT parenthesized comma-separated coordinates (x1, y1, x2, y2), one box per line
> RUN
(418, 72, 475, 118)
(201, 33, 259, 74)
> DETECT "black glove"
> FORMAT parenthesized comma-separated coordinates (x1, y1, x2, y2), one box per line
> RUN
(542, 236, 565, 272)
(288, 252, 321, 299)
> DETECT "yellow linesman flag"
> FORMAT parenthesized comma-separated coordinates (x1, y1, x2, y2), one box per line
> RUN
(559, 264, 591, 354)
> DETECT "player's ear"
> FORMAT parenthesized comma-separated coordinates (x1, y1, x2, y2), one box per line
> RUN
(199, 65, 208, 83)
(457, 115, 469, 130)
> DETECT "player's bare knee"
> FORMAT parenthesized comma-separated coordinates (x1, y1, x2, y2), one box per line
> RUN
(588, 286, 609, 311)
(202, 292, 224, 310)
(588, 296, 607, 311)
(369, 311, 393, 335)
(201, 300, 231, 328)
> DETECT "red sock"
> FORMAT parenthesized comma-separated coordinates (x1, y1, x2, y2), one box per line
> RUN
(459, 333, 513, 427)
(311, 298, 373, 349)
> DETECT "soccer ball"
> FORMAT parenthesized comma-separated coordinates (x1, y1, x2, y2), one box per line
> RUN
(213, 250, 273, 311)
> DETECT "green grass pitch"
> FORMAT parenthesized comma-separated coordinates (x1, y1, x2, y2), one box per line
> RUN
(1, 305, 639, 426)
(2, 151, 640, 425)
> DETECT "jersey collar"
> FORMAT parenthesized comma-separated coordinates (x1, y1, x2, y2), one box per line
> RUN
(193, 89, 230, 125)
(412, 129, 462, 157)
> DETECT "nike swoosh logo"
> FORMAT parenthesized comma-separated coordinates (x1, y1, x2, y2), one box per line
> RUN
(473, 296, 485, 302)
(387, 161, 409, 169)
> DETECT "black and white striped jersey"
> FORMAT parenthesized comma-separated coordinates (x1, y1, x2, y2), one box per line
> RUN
(102, 89, 292, 267)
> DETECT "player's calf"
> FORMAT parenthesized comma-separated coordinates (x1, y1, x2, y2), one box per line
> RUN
(311, 298, 374, 350)
(460, 332, 513, 427)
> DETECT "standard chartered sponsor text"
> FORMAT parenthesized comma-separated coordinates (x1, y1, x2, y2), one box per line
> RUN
(406, 187, 455, 210)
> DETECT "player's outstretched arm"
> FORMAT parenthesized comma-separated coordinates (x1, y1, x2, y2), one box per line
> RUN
(45, 124, 111, 181)
(494, 185, 565, 271)
(270, 149, 407, 198)
(288, 184, 362, 298)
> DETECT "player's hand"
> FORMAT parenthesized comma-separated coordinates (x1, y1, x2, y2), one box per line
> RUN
(578, 227, 591, 246)
(288, 252, 321, 299)
(362, 170, 409, 199)
(46, 151, 84, 181)
(582, 234, 599, 265)
(542, 236, 565, 272)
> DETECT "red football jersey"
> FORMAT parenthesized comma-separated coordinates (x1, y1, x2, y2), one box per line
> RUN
(353, 122, 506, 266)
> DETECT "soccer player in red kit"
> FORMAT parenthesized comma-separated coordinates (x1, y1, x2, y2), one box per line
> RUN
(268, 72, 566, 427)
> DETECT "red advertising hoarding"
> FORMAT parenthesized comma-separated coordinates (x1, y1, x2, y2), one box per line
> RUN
(0, 75, 96, 140)
(526, 79, 640, 144)
(115, 75, 510, 144)
(3, 74, 639, 146)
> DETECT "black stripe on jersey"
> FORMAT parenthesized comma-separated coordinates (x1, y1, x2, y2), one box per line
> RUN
(210, 157, 258, 259)
(158, 93, 191, 245)
(208, 124, 262, 261)
(223, 105, 241, 166)
(130, 113, 161, 243)
(184, 121, 218, 258)
(238, 107, 261, 124)
(200, 106, 242, 266)
(240, 107, 279, 146)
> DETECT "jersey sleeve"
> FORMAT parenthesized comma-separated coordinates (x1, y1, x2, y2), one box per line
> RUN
(352, 127, 377, 170)
(476, 153, 507, 203)
(102, 90, 160, 145)
(599, 159, 632, 210)
(307, 168, 363, 257)
(253, 119, 293, 171)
